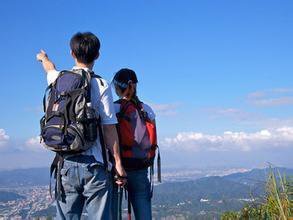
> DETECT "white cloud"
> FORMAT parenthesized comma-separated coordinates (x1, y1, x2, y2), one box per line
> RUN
(205, 106, 293, 129)
(247, 91, 266, 99)
(251, 97, 293, 107)
(248, 88, 293, 107)
(207, 107, 261, 122)
(272, 88, 293, 93)
(0, 129, 9, 148)
(25, 136, 45, 152)
(149, 103, 179, 116)
(160, 127, 293, 152)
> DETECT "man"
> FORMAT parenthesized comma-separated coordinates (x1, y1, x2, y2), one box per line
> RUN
(37, 32, 126, 219)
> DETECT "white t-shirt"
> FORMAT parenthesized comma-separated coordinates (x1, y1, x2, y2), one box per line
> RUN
(47, 67, 117, 166)
(114, 101, 156, 121)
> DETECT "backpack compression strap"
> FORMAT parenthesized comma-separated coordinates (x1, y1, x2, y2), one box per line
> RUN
(91, 73, 104, 86)
(91, 73, 109, 170)
(42, 84, 52, 112)
(81, 70, 109, 170)
(116, 100, 133, 120)
(116, 99, 144, 118)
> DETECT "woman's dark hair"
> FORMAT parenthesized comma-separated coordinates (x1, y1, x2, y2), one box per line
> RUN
(113, 68, 140, 102)
(113, 68, 138, 92)
(70, 32, 100, 64)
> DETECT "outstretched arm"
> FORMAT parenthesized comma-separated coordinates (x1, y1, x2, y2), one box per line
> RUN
(36, 50, 56, 74)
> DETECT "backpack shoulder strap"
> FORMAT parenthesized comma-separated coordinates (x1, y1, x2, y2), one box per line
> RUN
(42, 84, 53, 112)
(80, 70, 109, 170)
(59, 69, 74, 74)
(116, 99, 133, 117)
(131, 98, 149, 121)
(97, 120, 108, 171)
(114, 99, 123, 104)
(90, 73, 105, 87)
(57, 70, 77, 80)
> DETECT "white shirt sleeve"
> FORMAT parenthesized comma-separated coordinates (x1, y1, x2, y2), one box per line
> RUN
(47, 70, 60, 85)
(114, 103, 120, 114)
(92, 79, 118, 125)
(143, 103, 156, 121)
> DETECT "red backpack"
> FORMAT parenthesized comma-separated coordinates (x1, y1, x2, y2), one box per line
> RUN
(115, 99, 161, 181)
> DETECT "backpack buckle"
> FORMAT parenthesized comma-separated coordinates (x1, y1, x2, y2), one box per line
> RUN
(60, 91, 67, 97)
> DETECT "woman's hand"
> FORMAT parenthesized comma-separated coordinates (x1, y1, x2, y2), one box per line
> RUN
(114, 161, 127, 186)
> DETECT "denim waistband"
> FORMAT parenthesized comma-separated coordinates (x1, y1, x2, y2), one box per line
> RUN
(64, 155, 97, 164)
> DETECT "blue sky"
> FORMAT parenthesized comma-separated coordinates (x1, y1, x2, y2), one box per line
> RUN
(0, 1, 293, 169)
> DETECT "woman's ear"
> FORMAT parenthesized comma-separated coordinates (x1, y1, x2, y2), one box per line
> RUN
(71, 50, 76, 59)
(128, 80, 134, 89)
(115, 87, 121, 97)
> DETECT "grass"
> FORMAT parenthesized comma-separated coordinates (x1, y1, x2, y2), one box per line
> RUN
(221, 167, 293, 220)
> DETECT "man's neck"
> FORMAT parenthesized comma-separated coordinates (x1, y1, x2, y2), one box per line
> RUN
(75, 61, 94, 70)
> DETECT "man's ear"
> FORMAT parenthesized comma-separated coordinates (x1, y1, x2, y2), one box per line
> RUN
(94, 52, 100, 60)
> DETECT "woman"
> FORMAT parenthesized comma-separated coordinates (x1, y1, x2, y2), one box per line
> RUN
(112, 68, 160, 220)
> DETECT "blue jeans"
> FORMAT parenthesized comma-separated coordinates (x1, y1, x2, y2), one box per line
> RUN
(112, 168, 152, 220)
(56, 155, 112, 220)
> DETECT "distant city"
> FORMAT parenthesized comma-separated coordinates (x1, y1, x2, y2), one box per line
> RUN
(0, 167, 292, 219)
(0, 186, 52, 219)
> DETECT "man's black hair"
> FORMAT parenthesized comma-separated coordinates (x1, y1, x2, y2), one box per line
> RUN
(70, 32, 100, 64)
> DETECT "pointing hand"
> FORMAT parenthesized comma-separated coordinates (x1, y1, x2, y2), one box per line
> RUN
(36, 50, 48, 62)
